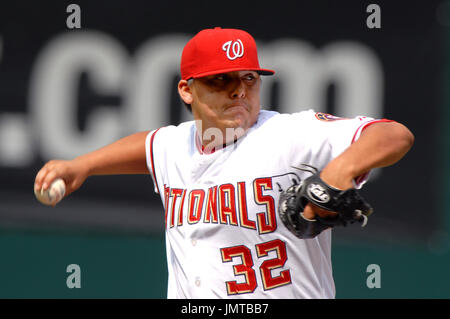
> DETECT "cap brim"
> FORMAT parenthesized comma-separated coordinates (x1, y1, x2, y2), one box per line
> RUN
(189, 67, 275, 80)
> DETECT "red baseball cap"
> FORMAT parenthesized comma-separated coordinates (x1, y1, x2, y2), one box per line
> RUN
(180, 27, 275, 80)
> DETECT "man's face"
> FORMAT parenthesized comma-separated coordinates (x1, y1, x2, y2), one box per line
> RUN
(180, 70, 261, 145)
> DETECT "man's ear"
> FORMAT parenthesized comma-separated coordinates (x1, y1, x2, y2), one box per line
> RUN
(178, 80, 193, 104)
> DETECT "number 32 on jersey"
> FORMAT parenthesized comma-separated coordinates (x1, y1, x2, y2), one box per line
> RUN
(220, 239, 292, 295)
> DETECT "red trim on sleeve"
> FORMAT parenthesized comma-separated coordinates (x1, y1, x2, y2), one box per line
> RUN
(351, 119, 395, 143)
(149, 128, 161, 194)
(351, 118, 395, 187)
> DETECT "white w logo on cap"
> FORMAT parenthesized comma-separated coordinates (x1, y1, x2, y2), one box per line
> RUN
(222, 39, 244, 60)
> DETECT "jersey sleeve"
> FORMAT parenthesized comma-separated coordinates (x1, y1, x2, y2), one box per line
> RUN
(288, 110, 393, 188)
(145, 128, 162, 194)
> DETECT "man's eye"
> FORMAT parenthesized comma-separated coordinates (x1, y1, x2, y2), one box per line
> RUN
(243, 74, 256, 81)
(214, 75, 227, 81)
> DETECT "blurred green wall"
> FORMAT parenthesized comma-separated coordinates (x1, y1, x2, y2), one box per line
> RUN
(1, 229, 449, 298)
(0, 230, 168, 298)
(333, 241, 450, 298)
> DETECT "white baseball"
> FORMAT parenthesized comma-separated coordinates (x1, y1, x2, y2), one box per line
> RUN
(34, 178, 66, 206)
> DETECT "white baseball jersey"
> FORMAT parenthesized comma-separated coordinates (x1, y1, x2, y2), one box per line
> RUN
(145, 109, 389, 299)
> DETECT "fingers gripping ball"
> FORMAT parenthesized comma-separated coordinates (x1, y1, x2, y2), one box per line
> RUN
(34, 178, 66, 206)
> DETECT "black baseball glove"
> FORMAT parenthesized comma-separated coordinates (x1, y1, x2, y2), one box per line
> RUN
(278, 170, 373, 239)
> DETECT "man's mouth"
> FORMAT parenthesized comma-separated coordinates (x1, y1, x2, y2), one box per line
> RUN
(225, 103, 248, 112)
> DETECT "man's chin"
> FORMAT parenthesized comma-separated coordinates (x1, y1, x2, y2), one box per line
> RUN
(223, 118, 249, 131)
(221, 119, 255, 142)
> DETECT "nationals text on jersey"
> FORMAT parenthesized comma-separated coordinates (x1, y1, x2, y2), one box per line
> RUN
(163, 177, 279, 234)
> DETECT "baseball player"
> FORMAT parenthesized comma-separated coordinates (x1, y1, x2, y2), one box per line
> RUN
(34, 27, 414, 298)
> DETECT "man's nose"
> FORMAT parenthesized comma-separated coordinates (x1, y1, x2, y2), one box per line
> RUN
(230, 80, 246, 99)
